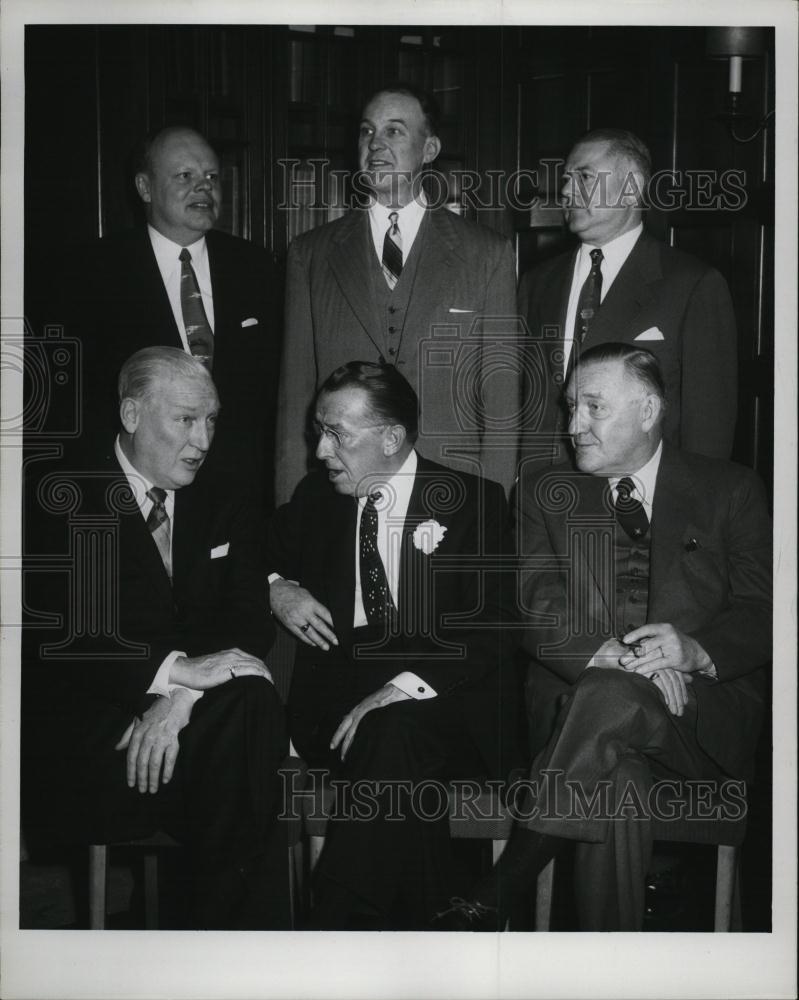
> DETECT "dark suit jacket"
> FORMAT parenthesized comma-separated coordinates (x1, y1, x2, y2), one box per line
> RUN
(276, 209, 519, 501)
(518, 232, 738, 465)
(267, 456, 522, 780)
(22, 452, 273, 840)
(516, 444, 771, 780)
(60, 227, 278, 508)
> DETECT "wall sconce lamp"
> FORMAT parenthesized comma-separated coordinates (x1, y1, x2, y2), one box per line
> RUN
(706, 27, 774, 143)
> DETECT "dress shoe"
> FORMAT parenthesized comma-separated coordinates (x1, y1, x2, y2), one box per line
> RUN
(430, 896, 500, 932)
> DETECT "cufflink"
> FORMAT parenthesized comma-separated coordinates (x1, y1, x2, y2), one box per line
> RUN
(417, 686, 425, 694)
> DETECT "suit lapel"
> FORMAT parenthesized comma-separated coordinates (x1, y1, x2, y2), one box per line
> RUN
(136, 229, 185, 348)
(583, 234, 660, 348)
(648, 446, 698, 613)
(401, 211, 463, 344)
(327, 212, 381, 346)
(323, 492, 358, 636)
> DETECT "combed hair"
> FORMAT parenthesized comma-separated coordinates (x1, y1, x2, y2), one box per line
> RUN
(318, 361, 419, 443)
(576, 127, 652, 189)
(578, 343, 667, 408)
(118, 346, 214, 403)
(364, 81, 441, 137)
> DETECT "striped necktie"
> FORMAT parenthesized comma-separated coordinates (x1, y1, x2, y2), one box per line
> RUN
(381, 212, 403, 290)
(146, 486, 172, 579)
(179, 248, 214, 369)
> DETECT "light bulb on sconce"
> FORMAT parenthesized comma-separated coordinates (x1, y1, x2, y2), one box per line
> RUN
(706, 27, 774, 143)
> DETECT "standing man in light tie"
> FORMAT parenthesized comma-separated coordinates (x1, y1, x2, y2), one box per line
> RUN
(518, 128, 738, 473)
(59, 126, 278, 508)
(21, 347, 289, 929)
(276, 82, 520, 502)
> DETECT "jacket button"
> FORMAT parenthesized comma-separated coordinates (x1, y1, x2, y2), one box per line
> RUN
(388, 347, 396, 356)
(388, 326, 397, 333)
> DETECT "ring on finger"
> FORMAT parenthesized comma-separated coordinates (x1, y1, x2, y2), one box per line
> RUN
(299, 623, 310, 633)
(229, 666, 236, 680)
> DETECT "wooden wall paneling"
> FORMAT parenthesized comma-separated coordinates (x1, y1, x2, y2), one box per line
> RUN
(96, 26, 150, 238)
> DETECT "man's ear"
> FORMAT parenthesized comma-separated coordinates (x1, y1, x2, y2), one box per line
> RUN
(119, 396, 140, 434)
(640, 393, 662, 432)
(134, 172, 152, 204)
(422, 134, 441, 165)
(382, 424, 407, 457)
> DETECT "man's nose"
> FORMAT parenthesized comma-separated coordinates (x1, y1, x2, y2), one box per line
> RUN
(191, 421, 212, 452)
(195, 174, 212, 190)
(567, 408, 583, 435)
(316, 434, 333, 460)
(369, 131, 384, 151)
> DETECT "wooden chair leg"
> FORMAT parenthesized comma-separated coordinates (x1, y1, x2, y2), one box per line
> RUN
(88, 845, 107, 930)
(535, 858, 555, 931)
(731, 859, 743, 931)
(492, 839, 508, 864)
(714, 844, 738, 932)
(143, 850, 159, 930)
(308, 834, 325, 873)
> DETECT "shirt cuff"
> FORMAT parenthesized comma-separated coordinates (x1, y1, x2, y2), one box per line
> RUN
(148, 651, 204, 704)
(699, 660, 718, 680)
(390, 672, 437, 700)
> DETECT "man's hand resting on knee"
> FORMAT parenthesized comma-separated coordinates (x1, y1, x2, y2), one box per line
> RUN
(115, 688, 195, 794)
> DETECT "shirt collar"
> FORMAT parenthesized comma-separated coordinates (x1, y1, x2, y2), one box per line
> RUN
(147, 224, 207, 271)
(358, 449, 418, 515)
(580, 221, 643, 271)
(114, 435, 175, 515)
(368, 190, 427, 229)
(608, 439, 663, 510)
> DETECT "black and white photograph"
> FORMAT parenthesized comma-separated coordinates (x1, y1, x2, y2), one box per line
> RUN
(1, 1, 796, 997)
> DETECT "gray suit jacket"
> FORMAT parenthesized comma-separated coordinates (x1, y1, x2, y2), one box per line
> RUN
(276, 208, 519, 501)
(516, 444, 771, 779)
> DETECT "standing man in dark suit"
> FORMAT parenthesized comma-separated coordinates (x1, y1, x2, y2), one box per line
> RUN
(61, 126, 277, 508)
(268, 362, 519, 929)
(276, 83, 520, 502)
(518, 128, 738, 471)
(437, 343, 771, 930)
(22, 347, 288, 929)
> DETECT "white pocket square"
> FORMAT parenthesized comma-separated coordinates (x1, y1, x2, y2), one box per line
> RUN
(240, 317, 259, 328)
(448, 308, 474, 314)
(635, 326, 664, 341)
(210, 543, 230, 559)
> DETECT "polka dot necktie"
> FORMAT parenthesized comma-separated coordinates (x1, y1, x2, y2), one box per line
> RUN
(146, 486, 172, 579)
(614, 477, 650, 540)
(179, 247, 214, 370)
(359, 492, 394, 624)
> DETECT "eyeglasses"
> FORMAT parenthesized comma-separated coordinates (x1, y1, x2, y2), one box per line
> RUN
(312, 421, 388, 451)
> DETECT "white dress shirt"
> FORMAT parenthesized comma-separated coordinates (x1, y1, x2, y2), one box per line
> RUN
(563, 222, 643, 373)
(147, 226, 215, 350)
(367, 193, 427, 267)
(353, 449, 436, 700)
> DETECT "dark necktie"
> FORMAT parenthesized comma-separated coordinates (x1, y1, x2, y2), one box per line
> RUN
(179, 248, 214, 369)
(146, 486, 172, 579)
(359, 492, 394, 624)
(381, 212, 403, 290)
(566, 248, 604, 382)
(614, 477, 650, 540)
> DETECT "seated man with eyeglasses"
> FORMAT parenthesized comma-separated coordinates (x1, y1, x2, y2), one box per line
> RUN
(267, 361, 520, 929)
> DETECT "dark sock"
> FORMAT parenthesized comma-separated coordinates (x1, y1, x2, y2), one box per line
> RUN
(472, 829, 564, 916)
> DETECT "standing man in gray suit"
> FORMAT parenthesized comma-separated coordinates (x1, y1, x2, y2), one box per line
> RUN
(276, 82, 520, 502)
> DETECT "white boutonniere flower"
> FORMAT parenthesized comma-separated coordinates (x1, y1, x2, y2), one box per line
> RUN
(413, 519, 447, 554)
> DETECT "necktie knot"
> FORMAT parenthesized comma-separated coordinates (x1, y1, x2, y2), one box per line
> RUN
(179, 248, 192, 263)
(589, 248, 604, 270)
(388, 212, 399, 235)
(146, 486, 167, 508)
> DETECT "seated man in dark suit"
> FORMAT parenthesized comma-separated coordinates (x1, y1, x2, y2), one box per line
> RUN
(267, 362, 519, 929)
(22, 347, 288, 929)
(437, 343, 771, 930)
